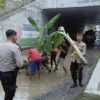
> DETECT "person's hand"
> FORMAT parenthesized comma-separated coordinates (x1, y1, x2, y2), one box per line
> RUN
(71, 51, 77, 56)
(21, 60, 29, 69)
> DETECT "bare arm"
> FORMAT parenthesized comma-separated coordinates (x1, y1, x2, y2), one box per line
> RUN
(82, 44, 86, 56)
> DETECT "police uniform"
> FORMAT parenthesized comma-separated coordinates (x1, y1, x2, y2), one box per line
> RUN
(70, 41, 86, 87)
(0, 41, 23, 100)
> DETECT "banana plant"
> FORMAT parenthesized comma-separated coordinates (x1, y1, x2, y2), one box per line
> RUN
(28, 14, 61, 52)
(50, 31, 65, 48)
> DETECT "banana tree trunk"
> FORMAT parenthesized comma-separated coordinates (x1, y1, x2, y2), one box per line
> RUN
(59, 29, 88, 64)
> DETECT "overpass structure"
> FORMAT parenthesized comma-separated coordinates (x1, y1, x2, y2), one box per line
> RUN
(29, 0, 100, 24)
(24, 0, 100, 34)
(0, 0, 100, 42)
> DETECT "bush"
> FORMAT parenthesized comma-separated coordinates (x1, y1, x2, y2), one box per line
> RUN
(0, 0, 4, 8)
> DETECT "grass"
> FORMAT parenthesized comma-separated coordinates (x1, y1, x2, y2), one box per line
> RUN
(81, 93, 100, 100)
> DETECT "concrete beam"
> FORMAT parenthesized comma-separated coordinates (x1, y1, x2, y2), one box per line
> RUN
(41, 0, 100, 9)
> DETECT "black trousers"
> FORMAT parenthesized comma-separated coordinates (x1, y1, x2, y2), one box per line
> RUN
(70, 62, 83, 84)
(50, 51, 57, 68)
(0, 71, 16, 100)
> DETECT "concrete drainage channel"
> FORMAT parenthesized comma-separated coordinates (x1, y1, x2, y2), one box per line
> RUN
(32, 57, 97, 100)
(81, 59, 100, 100)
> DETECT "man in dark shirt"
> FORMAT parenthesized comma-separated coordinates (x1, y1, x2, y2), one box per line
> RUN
(54, 42, 69, 74)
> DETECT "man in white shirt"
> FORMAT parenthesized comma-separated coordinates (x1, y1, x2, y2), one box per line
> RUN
(0, 30, 23, 100)
(70, 33, 86, 88)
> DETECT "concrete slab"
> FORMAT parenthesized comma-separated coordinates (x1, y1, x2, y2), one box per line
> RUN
(82, 58, 100, 100)
(85, 59, 100, 95)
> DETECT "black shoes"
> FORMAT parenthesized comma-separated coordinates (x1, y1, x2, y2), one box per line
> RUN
(70, 82, 84, 88)
(79, 83, 84, 87)
(70, 83, 78, 88)
(79, 80, 84, 87)
(48, 70, 51, 73)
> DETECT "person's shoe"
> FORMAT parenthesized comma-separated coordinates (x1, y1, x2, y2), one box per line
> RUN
(79, 83, 84, 87)
(79, 80, 84, 87)
(70, 83, 77, 88)
(48, 70, 51, 73)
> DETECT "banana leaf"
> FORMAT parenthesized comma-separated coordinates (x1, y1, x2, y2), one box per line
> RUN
(39, 14, 61, 42)
(41, 36, 52, 52)
(27, 14, 61, 52)
(44, 14, 61, 30)
(50, 31, 65, 47)
(28, 17, 40, 31)
(33, 37, 41, 50)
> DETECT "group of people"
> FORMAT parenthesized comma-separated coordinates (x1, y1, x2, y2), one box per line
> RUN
(27, 40, 69, 80)
(0, 29, 86, 100)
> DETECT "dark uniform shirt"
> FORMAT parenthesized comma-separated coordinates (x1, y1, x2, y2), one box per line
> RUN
(59, 44, 68, 59)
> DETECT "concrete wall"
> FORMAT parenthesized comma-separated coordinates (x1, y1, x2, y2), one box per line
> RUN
(0, 5, 44, 45)
(40, 0, 100, 9)
(0, 0, 100, 43)
(0, 0, 34, 17)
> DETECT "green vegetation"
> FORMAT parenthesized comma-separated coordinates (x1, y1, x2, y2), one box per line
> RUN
(28, 14, 63, 52)
(0, 0, 4, 8)
(18, 38, 34, 46)
(86, 24, 95, 31)
(81, 93, 100, 100)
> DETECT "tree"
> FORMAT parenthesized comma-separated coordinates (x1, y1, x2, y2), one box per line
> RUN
(28, 14, 61, 52)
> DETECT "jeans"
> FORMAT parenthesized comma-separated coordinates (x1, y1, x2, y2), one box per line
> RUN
(29, 59, 41, 73)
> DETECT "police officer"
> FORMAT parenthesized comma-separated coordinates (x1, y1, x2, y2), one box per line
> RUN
(0, 30, 23, 100)
(70, 33, 86, 88)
